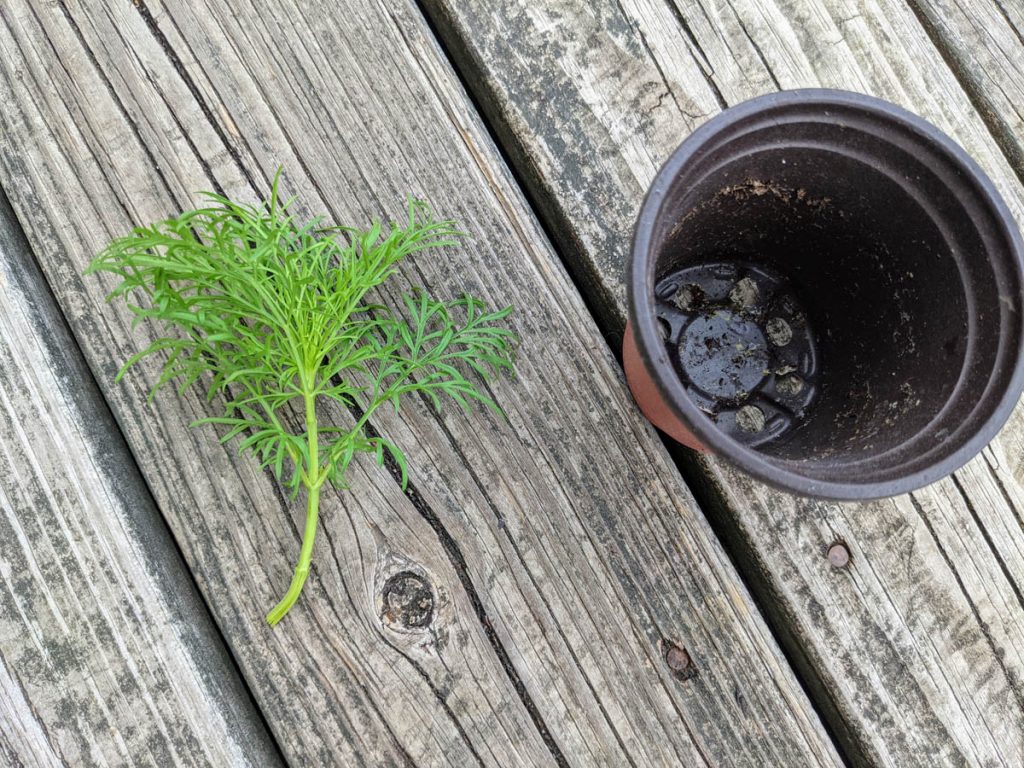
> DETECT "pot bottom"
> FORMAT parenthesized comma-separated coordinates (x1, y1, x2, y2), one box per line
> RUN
(653, 260, 820, 448)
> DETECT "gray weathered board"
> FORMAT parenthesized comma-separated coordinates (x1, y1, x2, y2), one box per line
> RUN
(420, 0, 1024, 765)
(909, 0, 1024, 175)
(0, 192, 281, 763)
(0, 0, 841, 765)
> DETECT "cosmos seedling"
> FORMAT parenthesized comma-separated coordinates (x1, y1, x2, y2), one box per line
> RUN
(87, 172, 515, 625)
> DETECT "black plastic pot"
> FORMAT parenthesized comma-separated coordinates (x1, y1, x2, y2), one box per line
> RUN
(624, 89, 1024, 500)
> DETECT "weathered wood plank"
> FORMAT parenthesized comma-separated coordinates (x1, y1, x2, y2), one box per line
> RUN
(0, 0, 841, 765)
(419, 0, 1024, 765)
(906, 0, 1024, 176)
(0, 4, 559, 762)
(0, 191, 282, 764)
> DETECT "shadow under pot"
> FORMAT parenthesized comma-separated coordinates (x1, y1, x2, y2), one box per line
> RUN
(624, 88, 1024, 501)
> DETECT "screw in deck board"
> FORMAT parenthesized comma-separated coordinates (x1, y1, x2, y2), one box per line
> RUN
(663, 641, 697, 681)
(381, 571, 435, 630)
(827, 542, 851, 569)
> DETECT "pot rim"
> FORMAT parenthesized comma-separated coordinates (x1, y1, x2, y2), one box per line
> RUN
(627, 88, 1024, 500)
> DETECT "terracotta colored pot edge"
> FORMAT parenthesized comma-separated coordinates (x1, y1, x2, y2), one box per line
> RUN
(622, 319, 708, 452)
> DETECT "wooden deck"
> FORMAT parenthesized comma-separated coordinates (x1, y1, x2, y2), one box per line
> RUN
(0, 1, 1021, 765)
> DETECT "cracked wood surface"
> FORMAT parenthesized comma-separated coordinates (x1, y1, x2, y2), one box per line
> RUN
(0, 0, 840, 765)
(419, 0, 1024, 765)
(0, 192, 282, 765)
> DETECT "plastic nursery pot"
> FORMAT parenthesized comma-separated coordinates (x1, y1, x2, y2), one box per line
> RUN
(624, 88, 1024, 500)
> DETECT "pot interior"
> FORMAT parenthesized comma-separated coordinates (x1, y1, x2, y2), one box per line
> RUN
(650, 135, 1005, 483)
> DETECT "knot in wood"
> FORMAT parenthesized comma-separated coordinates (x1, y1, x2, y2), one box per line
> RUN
(381, 571, 434, 630)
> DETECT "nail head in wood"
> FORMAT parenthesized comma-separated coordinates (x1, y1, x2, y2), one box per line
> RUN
(664, 642, 696, 681)
(381, 571, 435, 630)
(827, 542, 851, 569)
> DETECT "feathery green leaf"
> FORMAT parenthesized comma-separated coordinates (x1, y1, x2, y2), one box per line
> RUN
(86, 169, 516, 624)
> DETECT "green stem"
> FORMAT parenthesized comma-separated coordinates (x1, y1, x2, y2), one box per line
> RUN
(314, 391, 389, 487)
(266, 389, 321, 626)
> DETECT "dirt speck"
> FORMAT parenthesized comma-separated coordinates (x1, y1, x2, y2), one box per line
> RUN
(736, 404, 766, 433)
(673, 283, 704, 311)
(729, 277, 759, 309)
(777, 374, 804, 396)
(766, 317, 793, 346)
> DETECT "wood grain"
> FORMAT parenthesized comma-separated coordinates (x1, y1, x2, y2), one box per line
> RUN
(419, 0, 1024, 765)
(905, 0, 1024, 175)
(0, 192, 281, 765)
(0, 0, 840, 765)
